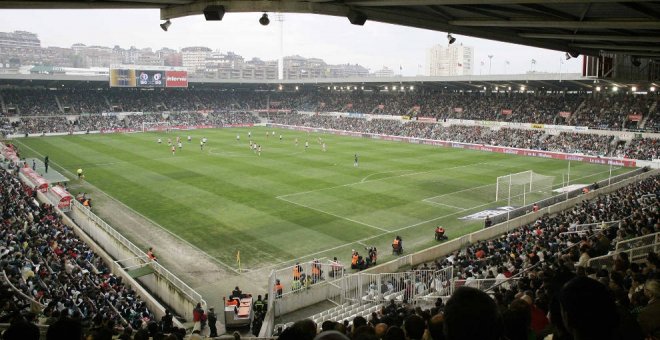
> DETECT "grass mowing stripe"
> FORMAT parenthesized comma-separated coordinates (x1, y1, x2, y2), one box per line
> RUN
(16, 127, 635, 270)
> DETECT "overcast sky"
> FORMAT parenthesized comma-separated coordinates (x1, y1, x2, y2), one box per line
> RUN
(0, 9, 582, 76)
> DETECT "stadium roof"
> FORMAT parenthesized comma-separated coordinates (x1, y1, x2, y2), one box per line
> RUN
(2, 1, 660, 60)
(0, 72, 643, 92)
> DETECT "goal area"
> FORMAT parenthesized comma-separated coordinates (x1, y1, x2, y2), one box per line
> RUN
(495, 170, 554, 206)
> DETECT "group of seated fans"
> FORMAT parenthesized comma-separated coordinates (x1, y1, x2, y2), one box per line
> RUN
(275, 174, 659, 340)
(0, 167, 190, 338)
(0, 88, 657, 131)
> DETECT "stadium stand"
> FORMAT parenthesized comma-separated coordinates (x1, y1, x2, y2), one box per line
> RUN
(0, 87, 658, 339)
(0, 89, 657, 130)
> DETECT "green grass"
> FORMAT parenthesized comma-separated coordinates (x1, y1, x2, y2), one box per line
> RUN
(15, 127, 632, 270)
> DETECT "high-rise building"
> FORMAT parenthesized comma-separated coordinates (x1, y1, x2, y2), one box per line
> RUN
(373, 66, 394, 77)
(0, 31, 40, 49)
(426, 44, 473, 76)
(181, 46, 212, 74)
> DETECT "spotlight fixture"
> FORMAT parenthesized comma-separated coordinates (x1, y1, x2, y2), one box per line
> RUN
(596, 86, 601, 92)
(565, 51, 580, 60)
(631, 86, 637, 92)
(347, 10, 367, 25)
(447, 33, 456, 45)
(203, 5, 225, 21)
(259, 13, 270, 26)
(160, 19, 171, 32)
(650, 86, 656, 92)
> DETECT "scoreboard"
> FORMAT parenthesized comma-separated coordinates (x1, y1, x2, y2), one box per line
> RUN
(110, 67, 188, 88)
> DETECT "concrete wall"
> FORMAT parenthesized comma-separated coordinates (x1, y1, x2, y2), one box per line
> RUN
(58, 200, 195, 325)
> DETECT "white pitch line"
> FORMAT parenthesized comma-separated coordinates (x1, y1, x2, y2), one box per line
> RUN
(277, 196, 389, 232)
(422, 200, 467, 211)
(423, 183, 494, 201)
(360, 170, 413, 183)
(13, 139, 243, 275)
(259, 167, 624, 270)
(277, 161, 493, 200)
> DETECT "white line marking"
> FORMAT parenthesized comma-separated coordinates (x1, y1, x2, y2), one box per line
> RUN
(423, 183, 494, 201)
(257, 167, 623, 271)
(13, 139, 242, 275)
(277, 196, 389, 232)
(421, 200, 468, 210)
(360, 170, 413, 183)
(277, 161, 493, 200)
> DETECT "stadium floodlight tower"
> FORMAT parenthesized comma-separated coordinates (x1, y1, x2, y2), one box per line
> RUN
(496, 170, 554, 206)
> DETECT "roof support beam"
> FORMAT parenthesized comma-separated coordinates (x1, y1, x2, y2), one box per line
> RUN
(570, 44, 660, 51)
(518, 33, 660, 43)
(342, 0, 656, 5)
(449, 19, 660, 29)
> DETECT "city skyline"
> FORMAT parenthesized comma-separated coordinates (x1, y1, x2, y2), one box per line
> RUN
(0, 9, 583, 76)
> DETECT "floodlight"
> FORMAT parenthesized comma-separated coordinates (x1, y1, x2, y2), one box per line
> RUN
(650, 86, 656, 92)
(565, 51, 579, 60)
(160, 20, 171, 32)
(631, 56, 641, 67)
(259, 13, 270, 26)
(631, 86, 637, 92)
(596, 86, 601, 92)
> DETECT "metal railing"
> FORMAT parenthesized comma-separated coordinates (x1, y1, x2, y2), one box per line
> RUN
(71, 200, 206, 305)
(588, 242, 660, 269)
(560, 220, 620, 235)
(1, 270, 45, 311)
(272, 259, 347, 299)
(615, 232, 660, 251)
(455, 277, 521, 292)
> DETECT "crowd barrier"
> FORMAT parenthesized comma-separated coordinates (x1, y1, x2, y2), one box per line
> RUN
(68, 200, 204, 324)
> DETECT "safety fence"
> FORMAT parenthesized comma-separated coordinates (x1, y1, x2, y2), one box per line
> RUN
(560, 220, 621, 235)
(71, 200, 205, 306)
(272, 259, 348, 300)
(615, 232, 660, 251)
(588, 242, 660, 269)
(336, 268, 455, 307)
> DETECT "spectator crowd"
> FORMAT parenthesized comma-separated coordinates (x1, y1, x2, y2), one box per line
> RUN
(0, 88, 657, 132)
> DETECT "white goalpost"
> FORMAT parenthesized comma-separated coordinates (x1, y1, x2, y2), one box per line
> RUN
(495, 170, 554, 206)
(141, 121, 171, 132)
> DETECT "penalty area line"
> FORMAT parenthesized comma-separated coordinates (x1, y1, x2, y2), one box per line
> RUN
(276, 196, 389, 232)
(258, 167, 623, 271)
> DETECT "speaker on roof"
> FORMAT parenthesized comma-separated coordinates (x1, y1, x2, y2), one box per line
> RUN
(347, 10, 367, 26)
(203, 5, 225, 21)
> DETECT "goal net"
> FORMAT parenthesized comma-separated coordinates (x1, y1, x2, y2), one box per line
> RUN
(496, 170, 554, 206)
(142, 121, 171, 132)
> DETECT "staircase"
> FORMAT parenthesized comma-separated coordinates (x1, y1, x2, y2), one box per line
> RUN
(639, 100, 657, 129)
(103, 96, 111, 111)
(568, 98, 588, 125)
(54, 95, 64, 114)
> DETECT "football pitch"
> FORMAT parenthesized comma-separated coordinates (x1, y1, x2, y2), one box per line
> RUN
(16, 127, 632, 270)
